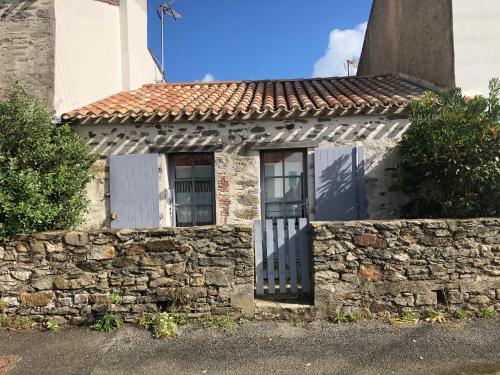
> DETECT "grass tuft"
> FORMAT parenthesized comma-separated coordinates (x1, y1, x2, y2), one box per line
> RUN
(91, 313, 122, 333)
(108, 292, 123, 305)
(476, 308, 497, 319)
(199, 315, 236, 330)
(45, 320, 60, 332)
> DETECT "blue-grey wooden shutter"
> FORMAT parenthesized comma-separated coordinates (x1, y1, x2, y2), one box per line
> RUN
(109, 153, 160, 229)
(314, 146, 366, 221)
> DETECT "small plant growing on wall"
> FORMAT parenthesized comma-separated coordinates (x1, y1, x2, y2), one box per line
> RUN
(90, 313, 122, 333)
(0, 84, 96, 241)
(398, 78, 499, 218)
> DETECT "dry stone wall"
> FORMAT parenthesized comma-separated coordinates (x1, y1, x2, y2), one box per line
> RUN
(0, 226, 254, 325)
(312, 218, 500, 319)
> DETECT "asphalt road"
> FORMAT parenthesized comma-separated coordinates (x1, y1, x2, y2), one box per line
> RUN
(1, 319, 499, 375)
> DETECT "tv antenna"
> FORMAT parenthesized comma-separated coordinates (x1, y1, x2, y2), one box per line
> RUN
(158, 0, 183, 82)
(345, 59, 358, 76)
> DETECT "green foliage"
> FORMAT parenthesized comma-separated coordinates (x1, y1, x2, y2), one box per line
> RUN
(398, 78, 500, 218)
(453, 309, 467, 320)
(421, 309, 440, 319)
(91, 313, 122, 333)
(400, 311, 419, 322)
(45, 320, 60, 332)
(150, 313, 178, 339)
(199, 315, 236, 330)
(108, 292, 123, 305)
(291, 319, 304, 328)
(0, 85, 96, 240)
(329, 312, 361, 323)
(476, 308, 497, 319)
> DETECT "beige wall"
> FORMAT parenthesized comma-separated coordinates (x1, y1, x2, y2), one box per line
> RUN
(452, 0, 500, 96)
(358, 0, 455, 88)
(54, 0, 161, 115)
(74, 115, 411, 229)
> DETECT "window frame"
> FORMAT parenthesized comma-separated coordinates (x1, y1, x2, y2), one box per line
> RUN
(259, 149, 308, 221)
(168, 152, 216, 227)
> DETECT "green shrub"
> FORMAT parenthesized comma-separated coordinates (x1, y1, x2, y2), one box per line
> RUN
(45, 320, 60, 332)
(400, 311, 419, 322)
(291, 319, 304, 328)
(453, 309, 467, 320)
(150, 313, 178, 339)
(91, 313, 122, 333)
(421, 309, 439, 319)
(0, 84, 96, 241)
(476, 308, 497, 319)
(398, 78, 500, 218)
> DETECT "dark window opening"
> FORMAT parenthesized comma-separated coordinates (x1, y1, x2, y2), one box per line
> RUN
(170, 153, 215, 227)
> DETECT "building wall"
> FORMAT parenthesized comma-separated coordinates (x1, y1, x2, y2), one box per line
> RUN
(0, 0, 55, 103)
(54, 0, 122, 115)
(74, 115, 411, 229)
(452, 0, 500, 96)
(54, 0, 162, 115)
(358, 0, 455, 89)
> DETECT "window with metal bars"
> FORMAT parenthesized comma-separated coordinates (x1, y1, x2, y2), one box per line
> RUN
(170, 153, 215, 227)
(261, 150, 307, 220)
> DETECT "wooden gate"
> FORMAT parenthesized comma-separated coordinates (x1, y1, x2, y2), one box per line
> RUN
(253, 218, 310, 296)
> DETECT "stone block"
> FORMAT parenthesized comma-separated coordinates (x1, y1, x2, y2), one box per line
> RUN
(206, 270, 229, 286)
(45, 242, 64, 253)
(164, 263, 186, 276)
(126, 245, 145, 256)
(64, 232, 89, 247)
(145, 239, 176, 252)
(32, 276, 55, 290)
(358, 265, 383, 281)
(88, 245, 116, 260)
(150, 277, 174, 288)
(415, 293, 437, 306)
(30, 240, 45, 254)
(353, 234, 387, 248)
(20, 291, 55, 307)
(16, 243, 28, 253)
(11, 270, 31, 281)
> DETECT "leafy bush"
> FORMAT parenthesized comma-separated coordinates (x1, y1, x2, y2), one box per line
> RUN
(398, 79, 500, 218)
(150, 313, 178, 339)
(0, 85, 96, 240)
(91, 313, 122, 333)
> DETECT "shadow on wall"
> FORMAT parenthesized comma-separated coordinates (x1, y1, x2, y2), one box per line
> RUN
(78, 118, 409, 157)
(315, 151, 366, 221)
(0, 1, 35, 19)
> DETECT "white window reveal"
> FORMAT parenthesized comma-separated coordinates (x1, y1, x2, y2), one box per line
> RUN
(170, 153, 215, 227)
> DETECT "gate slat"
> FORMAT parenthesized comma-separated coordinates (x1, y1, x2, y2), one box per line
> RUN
(287, 219, 298, 293)
(299, 218, 310, 293)
(277, 219, 286, 294)
(265, 219, 275, 294)
(254, 220, 264, 296)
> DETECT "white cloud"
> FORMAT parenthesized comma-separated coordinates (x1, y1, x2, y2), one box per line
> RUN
(313, 21, 367, 77)
(201, 73, 215, 82)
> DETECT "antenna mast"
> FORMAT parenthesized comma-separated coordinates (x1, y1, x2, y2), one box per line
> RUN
(158, 0, 183, 82)
(345, 59, 359, 76)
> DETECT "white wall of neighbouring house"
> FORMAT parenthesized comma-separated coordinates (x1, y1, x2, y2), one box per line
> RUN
(452, 0, 500, 96)
(54, 0, 162, 116)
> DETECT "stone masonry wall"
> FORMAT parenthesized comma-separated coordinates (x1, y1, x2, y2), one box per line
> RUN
(0, 225, 254, 325)
(0, 0, 55, 103)
(312, 218, 500, 319)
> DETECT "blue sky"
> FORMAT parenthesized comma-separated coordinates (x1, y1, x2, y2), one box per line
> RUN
(147, 0, 372, 83)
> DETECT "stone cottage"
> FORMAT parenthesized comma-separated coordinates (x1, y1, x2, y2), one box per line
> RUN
(61, 74, 427, 229)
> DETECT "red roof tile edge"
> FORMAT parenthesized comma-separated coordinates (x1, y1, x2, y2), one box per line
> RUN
(62, 75, 428, 125)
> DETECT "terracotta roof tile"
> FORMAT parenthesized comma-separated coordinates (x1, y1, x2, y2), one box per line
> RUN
(62, 75, 427, 124)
